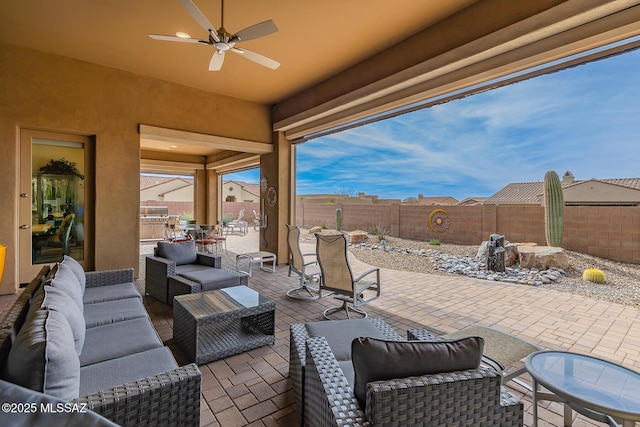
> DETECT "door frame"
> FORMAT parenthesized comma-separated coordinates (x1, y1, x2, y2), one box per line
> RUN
(19, 128, 95, 284)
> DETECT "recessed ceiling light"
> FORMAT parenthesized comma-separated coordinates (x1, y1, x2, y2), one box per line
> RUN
(175, 32, 191, 39)
(170, 145, 178, 149)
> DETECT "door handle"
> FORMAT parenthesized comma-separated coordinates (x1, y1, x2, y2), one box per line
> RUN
(20, 225, 30, 229)
(20, 193, 28, 198)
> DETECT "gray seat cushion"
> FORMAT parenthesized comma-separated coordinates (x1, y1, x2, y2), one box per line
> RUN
(80, 317, 163, 367)
(83, 282, 141, 304)
(179, 269, 243, 291)
(305, 319, 388, 361)
(175, 263, 217, 275)
(351, 336, 485, 407)
(79, 347, 178, 397)
(83, 297, 148, 328)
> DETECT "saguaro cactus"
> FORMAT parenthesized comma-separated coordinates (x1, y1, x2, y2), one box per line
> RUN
(543, 170, 564, 247)
(336, 208, 343, 231)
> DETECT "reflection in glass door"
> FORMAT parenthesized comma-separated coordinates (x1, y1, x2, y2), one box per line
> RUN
(20, 130, 93, 283)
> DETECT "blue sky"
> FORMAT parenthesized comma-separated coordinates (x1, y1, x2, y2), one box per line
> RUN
(225, 47, 640, 201)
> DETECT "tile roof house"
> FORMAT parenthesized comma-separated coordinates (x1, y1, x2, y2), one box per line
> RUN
(485, 171, 640, 206)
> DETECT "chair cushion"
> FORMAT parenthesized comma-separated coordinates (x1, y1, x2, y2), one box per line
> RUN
(83, 282, 141, 304)
(31, 285, 86, 355)
(4, 309, 80, 401)
(351, 336, 484, 408)
(305, 319, 388, 361)
(83, 297, 148, 328)
(47, 263, 84, 312)
(80, 317, 163, 367)
(180, 269, 243, 291)
(60, 255, 86, 294)
(157, 240, 197, 265)
(79, 347, 178, 397)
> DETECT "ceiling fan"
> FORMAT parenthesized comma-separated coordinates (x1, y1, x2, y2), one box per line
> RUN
(149, 0, 280, 71)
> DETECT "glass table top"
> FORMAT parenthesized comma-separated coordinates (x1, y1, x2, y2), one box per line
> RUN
(175, 286, 273, 319)
(526, 351, 640, 418)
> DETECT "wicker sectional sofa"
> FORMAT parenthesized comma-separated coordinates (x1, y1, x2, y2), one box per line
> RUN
(290, 318, 523, 427)
(0, 257, 201, 426)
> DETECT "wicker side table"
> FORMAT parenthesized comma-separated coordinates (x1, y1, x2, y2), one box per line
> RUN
(173, 287, 276, 364)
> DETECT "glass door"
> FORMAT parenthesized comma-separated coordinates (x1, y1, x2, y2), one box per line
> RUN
(19, 129, 94, 283)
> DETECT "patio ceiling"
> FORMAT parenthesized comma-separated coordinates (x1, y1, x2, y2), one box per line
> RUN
(2, 1, 640, 166)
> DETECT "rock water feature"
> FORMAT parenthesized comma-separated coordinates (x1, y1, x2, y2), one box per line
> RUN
(349, 239, 567, 287)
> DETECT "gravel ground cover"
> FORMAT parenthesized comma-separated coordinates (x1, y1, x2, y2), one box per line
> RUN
(301, 230, 640, 308)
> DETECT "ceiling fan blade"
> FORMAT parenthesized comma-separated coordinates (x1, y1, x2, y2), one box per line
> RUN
(148, 34, 207, 44)
(231, 48, 280, 70)
(209, 50, 225, 71)
(232, 20, 279, 42)
(178, 0, 220, 42)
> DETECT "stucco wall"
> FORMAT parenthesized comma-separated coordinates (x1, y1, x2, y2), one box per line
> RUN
(0, 43, 272, 294)
(296, 202, 640, 263)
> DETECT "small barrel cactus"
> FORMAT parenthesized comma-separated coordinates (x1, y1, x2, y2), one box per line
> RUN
(543, 170, 564, 247)
(336, 208, 343, 231)
(582, 268, 606, 284)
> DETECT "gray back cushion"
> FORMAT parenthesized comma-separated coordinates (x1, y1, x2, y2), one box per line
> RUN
(306, 319, 387, 361)
(352, 336, 484, 408)
(4, 309, 80, 401)
(48, 263, 84, 312)
(157, 240, 197, 265)
(31, 285, 86, 355)
(60, 255, 86, 293)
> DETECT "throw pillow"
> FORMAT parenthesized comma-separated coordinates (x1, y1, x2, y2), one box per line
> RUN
(351, 336, 484, 408)
(48, 263, 84, 312)
(31, 285, 86, 355)
(4, 309, 80, 401)
(157, 240, 197, 265)
(60, 255, 86, 293)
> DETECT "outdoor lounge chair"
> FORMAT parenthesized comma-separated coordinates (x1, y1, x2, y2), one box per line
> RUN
(286, 224, 321, 300)
(315, 232, 380, 319)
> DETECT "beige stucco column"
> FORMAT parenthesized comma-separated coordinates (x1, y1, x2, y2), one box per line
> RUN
(260, 131, 292, 264)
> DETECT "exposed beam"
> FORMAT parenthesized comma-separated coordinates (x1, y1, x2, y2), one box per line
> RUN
(139, 124, 274, 154)
(274, 0, 640, 140)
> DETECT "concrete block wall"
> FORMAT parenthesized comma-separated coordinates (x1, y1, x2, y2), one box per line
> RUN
(296, 202, 640, 264)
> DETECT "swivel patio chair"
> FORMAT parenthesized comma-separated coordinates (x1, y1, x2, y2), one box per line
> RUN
(285, 224, 321, 300)
(315, 232, 380, 319)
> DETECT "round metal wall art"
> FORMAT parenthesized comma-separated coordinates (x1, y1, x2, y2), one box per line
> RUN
(428, 209, 450, 233)
(266, 186, 277, 207)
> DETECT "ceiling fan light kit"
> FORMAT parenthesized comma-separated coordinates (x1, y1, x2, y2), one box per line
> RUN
(149, 0, 280, 71)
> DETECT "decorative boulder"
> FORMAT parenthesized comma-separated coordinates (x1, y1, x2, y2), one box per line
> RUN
(504, 243, 519, 267)
(348, 230, 369, 244)
(518, 245, 569, 269)
(308, 226, 322, 235)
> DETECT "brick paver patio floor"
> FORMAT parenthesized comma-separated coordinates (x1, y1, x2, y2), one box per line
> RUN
(2, 229, 638, 426)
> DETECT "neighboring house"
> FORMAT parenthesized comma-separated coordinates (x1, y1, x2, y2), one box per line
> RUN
(297, 192, 401, 205)
(485, 171, 640, 206)
(404, 194, 459, 205)
(140, 176, 194, 202)
(223, 181, 260, 202)
(457, 197, 488, 205)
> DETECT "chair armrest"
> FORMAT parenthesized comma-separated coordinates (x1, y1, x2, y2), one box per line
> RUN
(145, 256, 176, 277)
(365, 367, 522, 426)
(353, 267, 379, 284)
(77, 364, 201, 427)
(85, 268, 135, 288)
(196, 253, 221, 268)
(305, 337, 367, 427)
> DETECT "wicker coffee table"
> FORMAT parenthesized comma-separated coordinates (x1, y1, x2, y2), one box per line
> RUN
(173, 286, 276, 364)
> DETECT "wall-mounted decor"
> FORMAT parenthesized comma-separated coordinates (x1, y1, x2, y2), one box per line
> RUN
(266, 187, 277, 207)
